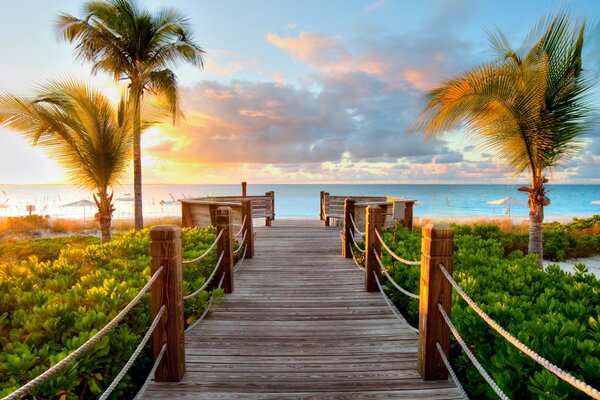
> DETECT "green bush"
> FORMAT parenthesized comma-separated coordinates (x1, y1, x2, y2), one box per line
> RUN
(0, 227, 224, 399)
(380, 223, 600, 399)
(0, 236, 100, 263)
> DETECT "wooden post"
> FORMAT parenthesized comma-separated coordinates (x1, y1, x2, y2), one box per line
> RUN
(216, 207, 234, 293)
(241, 181, 247, 197)
(323, 192, 330, 227)
(264, 191, 274, 226)
(181, 202, 193, 228)
(342, 199, 355, 258)
(150, 225, 185, 382)
(319, 191, 325, 221)
(418, 224, 454, 380)
(365, 205, 383, 292)
(405, 201, 414, 231)
(241, 199, 254, 259)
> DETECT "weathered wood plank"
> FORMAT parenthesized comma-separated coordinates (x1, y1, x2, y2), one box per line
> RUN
(142, 220, 460, 399)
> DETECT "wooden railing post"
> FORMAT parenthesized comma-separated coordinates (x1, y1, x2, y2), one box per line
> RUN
(264, 191, 273, 227)
(418, 224, 454, 380)
(342, 198, 355, 258)
(365, 205, 383, 292)
(150, 225, 185, 382)
(242, 181, 247, 197)
(322, 192, 330, 227)
(181, 202, 193, 228)
(405, 201, 414, 231)
(319, 191, 325, 221)
(216, 207, 234, 293)
(241, 199, 254, 259)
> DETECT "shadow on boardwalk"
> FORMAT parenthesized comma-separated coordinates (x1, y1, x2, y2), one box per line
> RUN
(143, 220, 461, 399)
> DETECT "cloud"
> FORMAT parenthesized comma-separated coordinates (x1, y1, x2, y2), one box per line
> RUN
(365, 0, 388, 11)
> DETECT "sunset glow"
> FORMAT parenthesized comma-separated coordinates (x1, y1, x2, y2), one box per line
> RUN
(1, 0, 599, 184)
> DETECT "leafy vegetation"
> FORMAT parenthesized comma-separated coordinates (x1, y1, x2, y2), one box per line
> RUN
(375, 218, 600, 399)
(0, 227, 223, 399)
(0, 236, 100, 263)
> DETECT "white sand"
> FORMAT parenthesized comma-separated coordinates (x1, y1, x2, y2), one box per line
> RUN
(544, 256, 600, 278)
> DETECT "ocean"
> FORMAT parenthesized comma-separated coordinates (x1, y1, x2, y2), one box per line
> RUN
(0, 184, 599, 220)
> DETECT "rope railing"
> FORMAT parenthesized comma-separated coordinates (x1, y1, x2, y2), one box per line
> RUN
(438, 263, 600, 399)
(351, 250, 365, 271)
(349, 231, 365, 253)
(373, 271, 418, 334)
(375, 230, 420, 266)
(233, 216, 247, 237)
(437, 303, 510, 400)
(234, 245, 248, 273)
(99, 305, 166, 400)
(234, 232, 246, 254)
(183, 251, 225, 301)
(436, 342, 469, 400)
(348, 213, 364, 235)
(2, 266, 165, 400)
(132, 343, 166, 400)
(182, 230, 223, 265)
(373, 251, 419, 300)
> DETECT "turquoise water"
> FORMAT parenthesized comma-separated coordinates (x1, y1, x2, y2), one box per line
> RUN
(0, 184, 599, 219)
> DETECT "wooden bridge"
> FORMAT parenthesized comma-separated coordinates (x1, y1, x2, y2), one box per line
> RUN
(141, 220, 462, 399)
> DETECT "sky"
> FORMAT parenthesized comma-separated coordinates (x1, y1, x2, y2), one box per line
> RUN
(0, 0, 599, 185)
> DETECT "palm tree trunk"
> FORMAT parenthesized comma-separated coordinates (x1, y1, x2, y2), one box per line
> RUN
(527, 178, 547, 270)
(94, 192, 114, 243)
(132, 85, 143, 230)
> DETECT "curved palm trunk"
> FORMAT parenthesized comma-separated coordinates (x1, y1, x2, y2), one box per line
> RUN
(525, 177, 548, 270)
(132, 85, 143, 230)
(94, 192, 115, 243)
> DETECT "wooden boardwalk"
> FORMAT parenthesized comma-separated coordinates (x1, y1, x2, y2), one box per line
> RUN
(143, 220, 462, 399)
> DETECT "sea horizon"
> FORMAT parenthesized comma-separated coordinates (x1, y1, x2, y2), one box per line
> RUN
(1, 183, 599, 221)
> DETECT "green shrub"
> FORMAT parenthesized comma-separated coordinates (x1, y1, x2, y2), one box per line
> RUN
(0, 236, 100, 263)
(0, 227, 223, 399)
(380, 223, 600, 399)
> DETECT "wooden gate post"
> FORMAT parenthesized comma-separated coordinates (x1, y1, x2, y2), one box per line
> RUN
(322, 192, 330, 227)
(342, 198, 356, 258)
(405, 201, 414, 231)
(216, 207, 234, 293)
(181, 202, 193, 228)
(320, 191, 325, 221)
(264, 191, 274, 227)
(418, 223, 454, 380)
(150, 225, 185, 382)
(365, 205, 383, 292)
(242, 181, 247, 197)
(241, 199, 254, 259)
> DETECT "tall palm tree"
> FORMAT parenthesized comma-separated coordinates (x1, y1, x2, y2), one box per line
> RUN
(413, 13, 593, 269)
(0, 80, 132, 242)
(57, 0, 205, 229)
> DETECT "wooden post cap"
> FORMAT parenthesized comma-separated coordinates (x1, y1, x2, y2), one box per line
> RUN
(150, 225, 181, 240)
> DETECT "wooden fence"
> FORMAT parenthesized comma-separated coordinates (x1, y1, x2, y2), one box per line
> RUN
(319, 191, 414, 230)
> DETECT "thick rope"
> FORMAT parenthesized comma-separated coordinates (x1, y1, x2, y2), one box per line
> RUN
(436, 342, 469, 400)
(349, 213, 365, 235)
(234, 232, 246, 254)
(185, 296, 216, 333)
(375, 230, 421, 266)
(373, 251, 419, 300)
(234, 245, 248, 273)
(99, 305, 166, 400)
(233, 216, 247, 237)
(183, 251, 225, 300)
(438, 304, 510, 400)
(351, 250, 365, 271)
(182, 231, 223, 265)
(439, 264, 600, 399)
(132, 343, 166, 400)
(349, 231, 365, 253)
(3, 266, 164, 400)
(373, 272, 418, 334)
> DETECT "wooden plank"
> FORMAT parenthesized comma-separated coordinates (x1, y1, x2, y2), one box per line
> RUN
(142, 219, 461, 399)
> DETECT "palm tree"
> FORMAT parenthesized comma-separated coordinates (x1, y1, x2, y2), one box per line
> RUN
(0, 80, 132, 242)
(413, 13, 593, 269)
(57, 0, 205, 229)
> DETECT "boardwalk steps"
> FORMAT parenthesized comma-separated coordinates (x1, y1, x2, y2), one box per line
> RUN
(142, 220, 462, 399)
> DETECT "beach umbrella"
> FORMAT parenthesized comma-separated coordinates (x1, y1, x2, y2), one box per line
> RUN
(487, 197, 524, 217)
(592, 200, 600, 205)
(63, 199, 95, 221)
